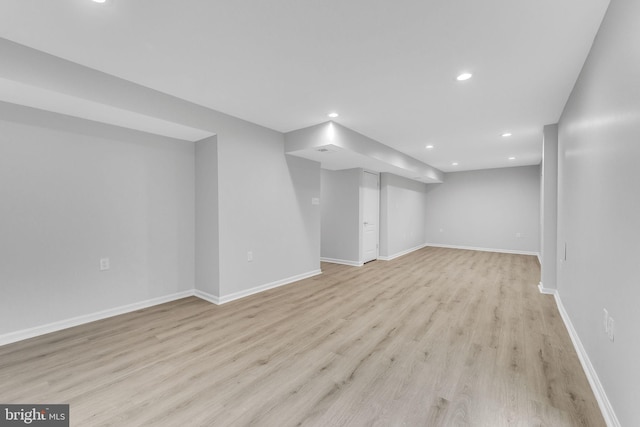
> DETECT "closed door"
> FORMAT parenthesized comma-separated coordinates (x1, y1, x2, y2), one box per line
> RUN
(362, 171, 379, 263)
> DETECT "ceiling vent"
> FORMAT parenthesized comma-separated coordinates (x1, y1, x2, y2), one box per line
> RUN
(316, 144, 340, 153)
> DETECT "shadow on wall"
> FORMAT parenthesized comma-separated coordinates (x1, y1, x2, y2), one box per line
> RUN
(285, 155, 321, 259)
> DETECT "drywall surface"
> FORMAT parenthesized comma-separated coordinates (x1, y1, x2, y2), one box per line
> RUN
(285, 121, 444, 183)
(425, 166, 540, 254)
(320, 169, 361, 264)
(2, 40, 324, 306)
(380, 173, 427, 258)
(557, 0, 640, 424)
(0, 104, 195, 335)
(540, 124, 558, 289)
(195, 136, 219, 296)
(216, 125, 321, 296)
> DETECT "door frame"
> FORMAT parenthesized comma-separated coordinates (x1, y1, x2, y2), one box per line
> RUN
(360, 170, 380, 264)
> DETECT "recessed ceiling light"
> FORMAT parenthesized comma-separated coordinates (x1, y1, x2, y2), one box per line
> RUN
(92, 0, 106, 3)
(425, 145, 434, 149)
(502, 132, 512, 137)
(327, 112, 339, 118)
(452, 162, 459, 166)
(456, 73, 472, 81)
(508, 156, 516, 160)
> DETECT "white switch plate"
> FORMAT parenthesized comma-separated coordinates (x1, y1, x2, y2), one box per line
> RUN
(607, 317, 615, 342)
(311, 198, 320, 205)
(99, 258, 110, 271)
(247, 251, 253, 262)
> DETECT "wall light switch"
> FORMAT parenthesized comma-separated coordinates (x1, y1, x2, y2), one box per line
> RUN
(247, 251, 253, 262)
(99, 258, 110, 271)
(311, 198, 320, 205)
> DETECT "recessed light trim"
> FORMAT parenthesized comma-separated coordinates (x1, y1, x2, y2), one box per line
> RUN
(456, 72, 472, 81)
(508, 156, 516, 160)
(92, 0, 107, 3)
(452, 162, 459, 166)
(327, 112, 339, 118)
(425, 145, 434, 149)
(502, 132, 512, 137)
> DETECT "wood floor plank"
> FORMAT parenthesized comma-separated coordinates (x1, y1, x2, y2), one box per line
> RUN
(0, 247, 605, 426)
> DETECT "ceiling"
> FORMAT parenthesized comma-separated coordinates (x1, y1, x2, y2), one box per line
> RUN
(0, 0, 609, 172)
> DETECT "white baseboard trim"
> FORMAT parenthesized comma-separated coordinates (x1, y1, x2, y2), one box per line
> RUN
(425, 243, 539, 257)
(1, 269, 325, 346)
(193, 289, 220, 305)
(215, 269, 322, 305)
(0, 290, 194, 347)
(378, 244, 427, 261)
(539, 287, 620, 427)
(537, 282, 557, 295)
(320, 257, 363, 267)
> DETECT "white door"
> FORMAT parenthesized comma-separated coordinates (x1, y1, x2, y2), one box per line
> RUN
(362, 171, 379, 263)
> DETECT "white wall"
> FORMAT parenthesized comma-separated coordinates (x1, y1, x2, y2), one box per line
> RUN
(0, 103, 195, 336)
(425, 166, 540, 254)
(320, 169, 361, 265)
(557, 0, 639, 424)
(380, 173, 427, 259)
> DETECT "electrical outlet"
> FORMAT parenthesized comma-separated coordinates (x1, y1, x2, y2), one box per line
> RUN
(247, 251, 253, 262)
(607, 317, 615, 342)
(99, 258, 110, 271)
(603, 308, 609, 333)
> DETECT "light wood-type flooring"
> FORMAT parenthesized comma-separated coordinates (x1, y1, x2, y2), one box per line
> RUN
(0, 247, 605, 426)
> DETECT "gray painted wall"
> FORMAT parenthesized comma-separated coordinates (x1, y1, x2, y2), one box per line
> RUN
(1, 40, 324, 309)
(217, 132, 321, 296)
(320, 169, 361, 264)
(557, 0, 640, 424)
(380, 173, 427, 258)
(0, 104, 195, 335)
(540, 125, 558, 290)
(195, 136, 219, 296)
(425, 166, 541, 254)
